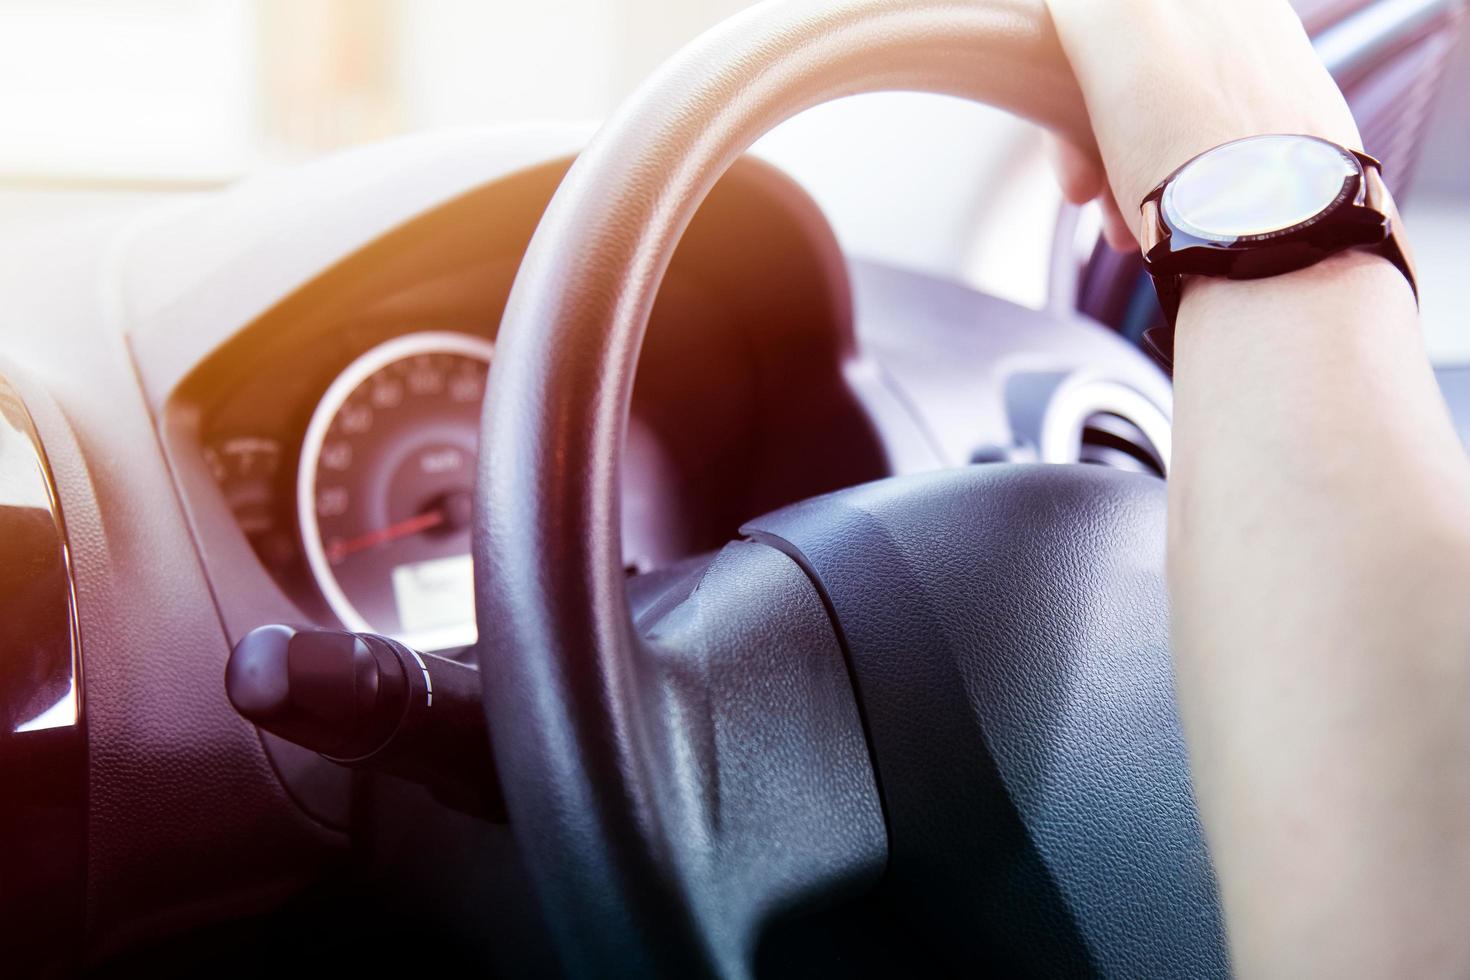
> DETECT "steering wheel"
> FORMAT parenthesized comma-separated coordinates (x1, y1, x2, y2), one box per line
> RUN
(475, 0, 1225, 975)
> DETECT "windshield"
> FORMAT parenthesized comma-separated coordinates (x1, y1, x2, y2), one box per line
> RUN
(0, 0, 766, 183)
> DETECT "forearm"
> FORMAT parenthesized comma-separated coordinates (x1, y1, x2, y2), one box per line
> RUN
(1169, 253, 1470, 976)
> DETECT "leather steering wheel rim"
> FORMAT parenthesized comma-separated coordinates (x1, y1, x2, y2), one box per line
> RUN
(475, 0, 1099, 972)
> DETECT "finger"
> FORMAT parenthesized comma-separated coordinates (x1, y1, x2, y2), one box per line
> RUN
(1044, 131, 1107, 205)
(1100, 186, 1140, 253)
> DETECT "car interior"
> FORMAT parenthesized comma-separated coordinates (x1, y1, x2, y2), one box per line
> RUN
(3, 0, 1468, 975)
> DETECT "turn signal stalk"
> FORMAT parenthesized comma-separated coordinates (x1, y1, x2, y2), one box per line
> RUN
(226, 625, 501, 818)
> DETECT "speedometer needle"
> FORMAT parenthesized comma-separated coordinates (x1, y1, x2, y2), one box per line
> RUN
(327, 510, 445, 563)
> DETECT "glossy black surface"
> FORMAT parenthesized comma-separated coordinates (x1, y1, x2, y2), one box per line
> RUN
(227, 624, 501, 817)
(0, 372, 85, 976)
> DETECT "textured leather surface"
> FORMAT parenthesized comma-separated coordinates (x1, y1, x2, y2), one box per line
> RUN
(475, 2, 1091, 973)
(745, 464, 1226, 978)
(635, 541, 886, 976)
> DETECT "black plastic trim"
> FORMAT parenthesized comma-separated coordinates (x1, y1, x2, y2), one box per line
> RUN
(0, 370, 87, 976)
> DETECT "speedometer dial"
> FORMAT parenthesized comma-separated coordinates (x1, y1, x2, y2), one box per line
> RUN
(298, 332, 492, 652)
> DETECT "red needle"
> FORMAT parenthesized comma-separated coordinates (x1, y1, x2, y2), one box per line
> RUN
(327, 510, 444, 564)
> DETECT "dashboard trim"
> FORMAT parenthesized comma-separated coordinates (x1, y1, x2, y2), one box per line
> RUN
(0, 366, 86, 976)
(119, 125, 592, 411)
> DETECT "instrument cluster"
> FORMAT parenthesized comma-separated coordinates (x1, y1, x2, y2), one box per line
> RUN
(203, 327, 697, 653)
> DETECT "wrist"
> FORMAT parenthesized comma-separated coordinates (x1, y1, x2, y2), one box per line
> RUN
(1181, 248, 1415, 311)
(1174, 250, 1421, 371)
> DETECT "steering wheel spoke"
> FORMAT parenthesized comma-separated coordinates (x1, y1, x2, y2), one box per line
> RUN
(630, 541, 886, 974)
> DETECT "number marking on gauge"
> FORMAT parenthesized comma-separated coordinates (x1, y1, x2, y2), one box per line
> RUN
(297, 332, 492, 652)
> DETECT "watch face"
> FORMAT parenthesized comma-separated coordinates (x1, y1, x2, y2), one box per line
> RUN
(1161, 135, 1359, 244)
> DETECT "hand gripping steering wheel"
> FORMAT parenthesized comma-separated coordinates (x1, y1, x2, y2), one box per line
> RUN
(474, 1, 1226, 975)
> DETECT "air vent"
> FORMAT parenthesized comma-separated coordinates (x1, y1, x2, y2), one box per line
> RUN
(1029, 376, 1176, 478)
(1079, 411, 1166, 478)
(1015, 374, 1172, 477)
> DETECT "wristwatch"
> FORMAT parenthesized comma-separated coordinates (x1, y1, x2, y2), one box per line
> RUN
(1137, 133, 1417, 372)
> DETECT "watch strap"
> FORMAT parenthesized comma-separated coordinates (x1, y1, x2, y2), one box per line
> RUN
(1360, 160, 1419, 304)
(1140, 274, 1181, 376)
